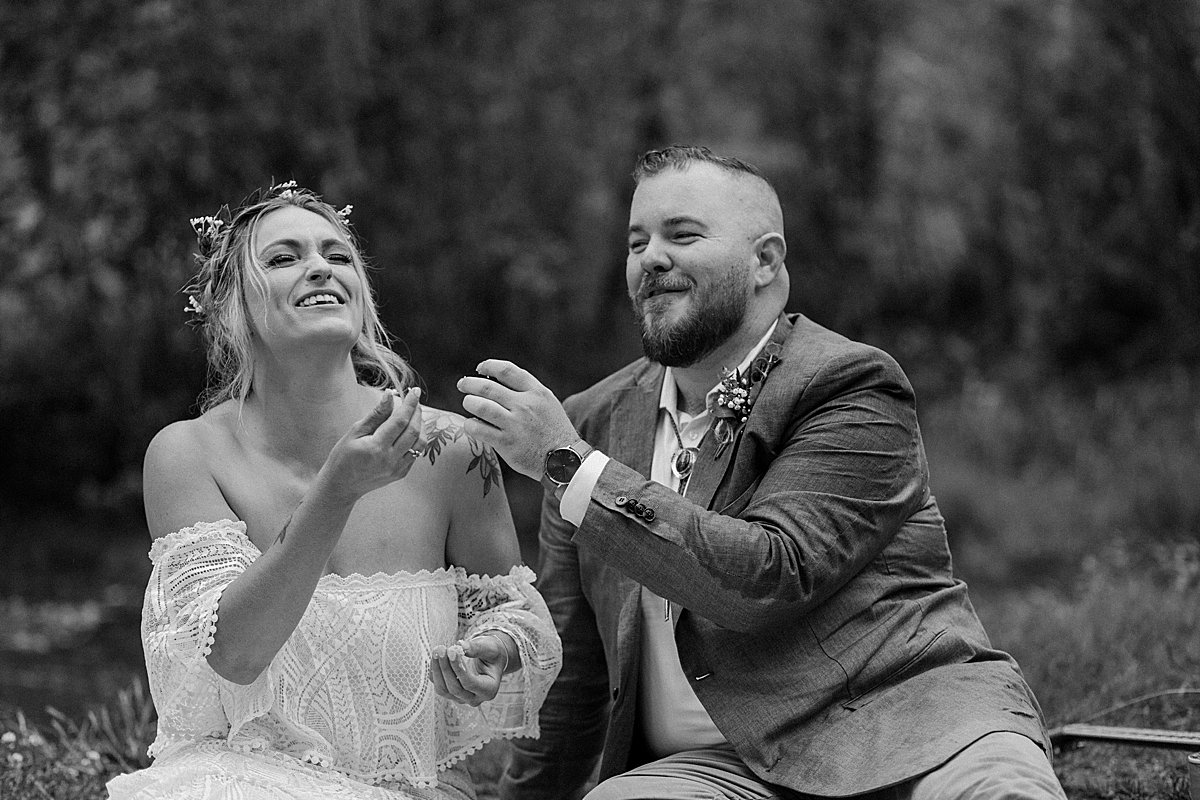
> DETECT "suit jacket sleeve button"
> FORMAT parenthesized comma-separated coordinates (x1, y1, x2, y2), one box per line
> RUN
(614, 495, 628, 507)
(643, 508, 656, 522)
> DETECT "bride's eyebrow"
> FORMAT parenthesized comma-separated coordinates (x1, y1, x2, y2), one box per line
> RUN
(259, 237, 301, 253)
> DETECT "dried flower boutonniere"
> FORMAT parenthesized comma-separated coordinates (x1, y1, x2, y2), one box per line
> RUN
(709, 342, 783, 457)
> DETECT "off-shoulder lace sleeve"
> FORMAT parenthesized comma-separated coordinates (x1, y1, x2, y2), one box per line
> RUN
(142, 520, 273, 757)
(439, 566, 562, 763)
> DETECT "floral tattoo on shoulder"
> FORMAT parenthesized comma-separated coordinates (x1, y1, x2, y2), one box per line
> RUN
(416, 413, 503, 497)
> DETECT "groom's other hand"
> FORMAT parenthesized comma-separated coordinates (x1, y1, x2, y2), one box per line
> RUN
(458, 359, 579, 480)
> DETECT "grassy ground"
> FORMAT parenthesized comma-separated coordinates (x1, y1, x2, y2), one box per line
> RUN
(2, 370, 1198, 798)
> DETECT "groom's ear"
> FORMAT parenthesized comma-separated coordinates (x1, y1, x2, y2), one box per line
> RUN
(753, 232, 786, 288)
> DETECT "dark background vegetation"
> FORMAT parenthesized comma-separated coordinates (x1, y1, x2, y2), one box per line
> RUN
(2, 1, 1199, 797)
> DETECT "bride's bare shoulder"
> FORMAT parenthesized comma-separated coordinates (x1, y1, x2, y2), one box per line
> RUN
(145, 401, 242, 466)
(142, 402, 243, 539)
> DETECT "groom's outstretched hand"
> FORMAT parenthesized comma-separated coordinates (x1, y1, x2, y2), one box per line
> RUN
(458, 359, 580, 480)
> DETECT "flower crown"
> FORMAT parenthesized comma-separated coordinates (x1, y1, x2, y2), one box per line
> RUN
(183, 180, 353, 322)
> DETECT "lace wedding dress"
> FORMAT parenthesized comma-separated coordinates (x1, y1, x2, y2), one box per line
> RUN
(106, 520, 562, 800)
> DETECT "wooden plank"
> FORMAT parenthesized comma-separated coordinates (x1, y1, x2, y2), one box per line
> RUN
(1049, 723, 1200, 752)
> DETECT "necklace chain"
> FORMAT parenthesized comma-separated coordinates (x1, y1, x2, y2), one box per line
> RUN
(661, 408, 698, 624)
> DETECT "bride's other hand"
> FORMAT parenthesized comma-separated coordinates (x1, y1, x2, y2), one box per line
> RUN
(319, 388, 425, 504)
(428, 633, 514, 706)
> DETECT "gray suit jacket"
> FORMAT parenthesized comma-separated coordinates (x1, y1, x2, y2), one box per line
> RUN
(501, 313, 1048, 799)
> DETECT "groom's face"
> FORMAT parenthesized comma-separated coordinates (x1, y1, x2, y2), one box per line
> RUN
(625, 163, 757, 367)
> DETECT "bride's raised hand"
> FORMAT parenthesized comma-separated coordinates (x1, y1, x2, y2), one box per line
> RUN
(319, 388, 425, 503)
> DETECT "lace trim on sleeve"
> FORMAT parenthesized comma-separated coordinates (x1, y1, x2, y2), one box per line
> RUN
(143, 520, 274, 756)
(148, 519, 259, 563)
(437, 565, 563, 770)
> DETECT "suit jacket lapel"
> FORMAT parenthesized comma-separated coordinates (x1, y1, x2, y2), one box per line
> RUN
(682, 425, 734, 511)
(685, 313, 794, 511)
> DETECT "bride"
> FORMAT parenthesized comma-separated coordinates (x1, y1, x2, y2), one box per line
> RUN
(106, 182, 561, 800)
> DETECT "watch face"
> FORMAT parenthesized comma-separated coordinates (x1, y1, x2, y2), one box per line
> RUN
(545, 448, 582, 484)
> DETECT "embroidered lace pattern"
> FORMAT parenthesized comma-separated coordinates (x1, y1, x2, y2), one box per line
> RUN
(115, 520, 561, 798)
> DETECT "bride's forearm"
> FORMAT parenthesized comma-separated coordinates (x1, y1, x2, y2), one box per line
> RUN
(205, 473, 356, 684)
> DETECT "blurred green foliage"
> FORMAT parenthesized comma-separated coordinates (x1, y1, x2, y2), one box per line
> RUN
(1, 0, 1198, 516)
(923, 369, 1200, 590)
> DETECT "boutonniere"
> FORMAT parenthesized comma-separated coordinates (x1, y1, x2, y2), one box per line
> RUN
(710, 342, 782, 457)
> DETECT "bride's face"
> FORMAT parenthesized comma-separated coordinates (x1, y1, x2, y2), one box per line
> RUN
(244, 206, 366, 350)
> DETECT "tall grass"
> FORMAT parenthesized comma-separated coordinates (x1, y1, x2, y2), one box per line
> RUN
(44, 679, 156, 776)
(982, 543, 1200, 724)
(1, 681, 154, 797)
(977, 544, 1200, 799)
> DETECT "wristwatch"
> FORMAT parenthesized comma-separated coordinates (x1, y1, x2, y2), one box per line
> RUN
(543, 441, 595, 487)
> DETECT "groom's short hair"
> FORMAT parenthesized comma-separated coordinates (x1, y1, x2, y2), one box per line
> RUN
(632, 144, 770, 186)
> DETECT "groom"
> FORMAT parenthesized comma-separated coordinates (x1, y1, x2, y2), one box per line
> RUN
(459, 145, 1065, 799)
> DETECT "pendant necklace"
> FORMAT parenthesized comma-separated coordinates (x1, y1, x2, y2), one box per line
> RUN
(665, 408, 698, 493)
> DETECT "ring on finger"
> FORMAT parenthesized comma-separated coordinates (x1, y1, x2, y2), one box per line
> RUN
(404, 447, 422, 459)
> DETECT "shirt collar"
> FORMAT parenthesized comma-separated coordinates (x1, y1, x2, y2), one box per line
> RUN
(658, 319, 780, 417)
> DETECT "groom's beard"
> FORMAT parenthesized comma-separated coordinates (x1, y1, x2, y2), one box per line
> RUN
(632, 266, 749, 368)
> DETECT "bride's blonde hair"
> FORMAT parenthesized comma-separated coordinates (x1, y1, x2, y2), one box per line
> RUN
(184, 182, 413, 411)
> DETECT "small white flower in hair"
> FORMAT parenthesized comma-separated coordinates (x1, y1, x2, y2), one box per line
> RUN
(272, 179, 299, 199)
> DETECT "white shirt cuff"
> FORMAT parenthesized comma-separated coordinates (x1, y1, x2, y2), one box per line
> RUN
(559, 450, 610, 526)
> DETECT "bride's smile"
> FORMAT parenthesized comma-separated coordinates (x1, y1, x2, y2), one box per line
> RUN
(248, 205, 365, 346)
